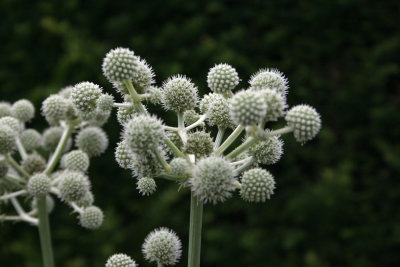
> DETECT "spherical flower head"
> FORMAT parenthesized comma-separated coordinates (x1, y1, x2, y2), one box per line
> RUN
(183, 110, 201, 126)
(71, 82, 102, 113)
(285, 104, 321, 143)
(124, 114, 164, 153)
(22, 153, 46, 174)
(86, 109, 111, 127)
(207, 63, 239, 94)
(147, 86, 163, 105)
(206, 95, 235, 129)
(137, 177, 157, 196)
(106, 253, 137, 267)
(0, 102, 11, 118)
(32, 195, 55, 214)
(117, 104, 141, 125)
(162, 75, 198, 112)
(249, 68, 289, 97)
(75, 191, 94, 207)
(142, 227, 182, 265)
(59, 171, 90, 202)
(79, 206, 104, 230)
(131, 57, 155, 92)
(249, 136, 284, 165)
(131, 150, 164, 178)
(58, 85, 74, 98)
(76, 126, 108, 157)
(0, 125, 16, 154)
(170, 158, 190, 177)
(115, 140, 134, 169)
(20, 129, 42, 151)
(42, 95, 68, 123)
(28, 174, 51, 197)
(240, 168, 275, 202)
(63, 150, 90, 172)
(97, 94, 114, 112)
(199, 93, 215, 114)
(11, 99, 35, 122)
(184, 131, 214, 158)
(0, 160, 8, 178)
(252, 88, 287, 122)
(230, 90, 267, 126)
(190, 156, 236, 204)
(0, 116, 23, 133)
(102, 47, 139, 83)
(43, 126, 68, 151)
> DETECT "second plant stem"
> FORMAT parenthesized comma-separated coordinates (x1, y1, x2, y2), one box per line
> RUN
(188, 193, 203, 267)
(37, 196, 54, 267)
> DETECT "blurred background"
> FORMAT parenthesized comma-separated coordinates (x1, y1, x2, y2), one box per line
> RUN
(1, 0, 399, 266)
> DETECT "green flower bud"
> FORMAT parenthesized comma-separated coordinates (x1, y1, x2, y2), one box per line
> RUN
(230, 90, 267, 126)
(184, 131, 214, 158)
(124, 114, 164, 153)
(190, 156, 235, 204)
(252, 88, 287, 122)
(0, 102, 12, 118)
(137, 177, 157, 196)
(183, 110, 201, 126)
(115, 141, 133, 169)
(20, 129, 42, 151)
(79, 206, 103, 230)
(106, 253, 137, 267)
(75, 190, 94, 208)
(142, 227, 182, 266)
(249, 68, 288, 97)
(147, 86, 163, 105)
(76, 126, 108, 157)
(59, 171, 90, 202)
(0, 125, 16, 154)
(117, 104, 141, 125)
(0, 116, 23, 133)
(0, 160, 9, 178)
(71, 82, 102, 113)
(131, 57, 155, 93)
(249, 136, 283, 165)
(102, 47, 139, 84)
(207, 63, 239, 94)
(42, 95, 68, 123)
(22, 153, 46, 174)
(285, 105, 321, 143)
(97, 94, 114, 112)
(63, 150, 89, 172)
(162, 75, 198, 112)
(206, 95, 235, 129)
(240, 168, 275, 202)
(11, 99, 35, 122)
(27, 174, 51, 197)
(170, 158, 190, 177)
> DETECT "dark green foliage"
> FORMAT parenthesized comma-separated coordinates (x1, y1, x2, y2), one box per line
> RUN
(0, 1, 399, 266)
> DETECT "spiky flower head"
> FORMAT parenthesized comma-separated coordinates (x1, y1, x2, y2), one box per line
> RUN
(63, 150, 89, 172)
(106, 253, 137, 267)
(190, 156, 235, 204)
(249, 136, 284, 165)
(0, 160, 8, 178)
(86, 109, 111, 127)
(162, 75, 198, 112)
(130, 57, 155, 93)
(41, 95, 68, 123)
(124, 114, 164, 153)
(0, 116, 23, 133)
(252, 88, 287, 121)
(0, 125, 16, 154)
(32, 195, 55, 214)
(115, 140, 134, 169)
(22, 153, 46, 174)
(71, 82, 102, 113)
(230, 90, 267, 126)
(170, 158, 190, 177)
(131, 150, 163, 178)
(102, 47, 139, 83)
(75, 191, 94, 207)
(240, 168, 275, 202)
(117, 104, 141, 125)
(206, 94, 235, 129)
(0, 102, 11, 118)
(147, 86, 163, 105)
(11, 99, 35, 122)
(79, 206, 104, 230)
(184, 131, 214, 158)
(285, 104, 321, 143)
(207, 63, 239, 94)
(199, 93, 215, 114)
(249, 68, 288, 97)
(97, 93, 114, 112)
(137, 177, 157, 196)
(142, 227, 182, 266)
(59, 171, 90, 202)
(27, 174, 51, 197)
(76, 126, 108, 157)
(20, 129, 42, 151)
(183, 110, 201, 126)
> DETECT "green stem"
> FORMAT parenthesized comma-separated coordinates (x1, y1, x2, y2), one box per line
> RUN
(124, 80, 146, 113)
(269, 126, 293, 136)
(178, 112, 184, 129)
(5, 155, 30, 178)
(157, 262, 164, 267)
(16, 137, 27, 160)
(45, 123, 74, 175)
(157, 173, 187, 182)
(226, 137, 259, 159)
(164, 137, 186, 159)
(234, 157, 256, 174)
(214, 125, 245, 156)
(37, 196, 54, 267)
(213, 128, 225, 150)
(188, 193, 203, 267)
(153, 148, 171, 173)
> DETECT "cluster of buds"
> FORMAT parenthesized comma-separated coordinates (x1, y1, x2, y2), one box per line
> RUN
(0, 81, 110, 230)
(101, 47, 321, 265)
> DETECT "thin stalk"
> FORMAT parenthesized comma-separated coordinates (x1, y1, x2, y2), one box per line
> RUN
(45, 123, 74, 175)
(157, 173, 187, 182)
(124, 80, 146, 113)
(153, 148, 171, 173)
(234, 158, 256, 174)
(188, 193, 203, 267)
(213, 128, 225, 150)
(269, 126, 293, 136)
(0, 189, 27, 201)
(164, 137, 186, 159)
(226, 137, 258, 159)
(214, 125, 245, 156)
(10, 197, 38, 225)
(36, 196, 55, 267)
(185, 115, 206, 131)
(113, 102, 132, 108)
(16, 137, 27, 160)
(5, 155, 30, 178)
(3, 175, 25, 188)
(157, 263, 164, 267)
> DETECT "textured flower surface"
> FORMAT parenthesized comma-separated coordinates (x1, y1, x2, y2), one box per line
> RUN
(102, 47, 139, 83)
(106, 253, 137, 267)
(207, 63, 239, 94)
(162, 75, 198, 112)
(230, 90, 267, 126)
(240, 168, 275, 203)
(285, 104, 321, 143)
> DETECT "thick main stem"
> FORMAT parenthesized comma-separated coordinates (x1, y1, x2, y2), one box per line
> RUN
(188, 193, 203, 267)
(36, 196, 54, 267)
